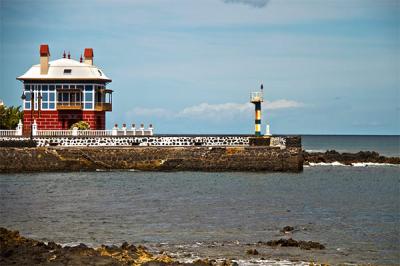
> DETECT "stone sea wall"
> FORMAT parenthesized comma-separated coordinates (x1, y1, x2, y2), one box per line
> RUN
(0, 135, 291, 148)
(0, 146, 303, 173)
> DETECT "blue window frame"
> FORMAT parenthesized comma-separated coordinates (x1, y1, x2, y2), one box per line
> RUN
(85, 92, 93, 102)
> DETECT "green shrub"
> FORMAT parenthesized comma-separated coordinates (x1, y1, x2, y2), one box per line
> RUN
(70, 121, 91, 130)
(0, 105, 23, 130)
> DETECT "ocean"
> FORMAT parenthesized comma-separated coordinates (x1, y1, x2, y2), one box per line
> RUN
(302, 135, 400, 157)
(0, 135, 399, 265)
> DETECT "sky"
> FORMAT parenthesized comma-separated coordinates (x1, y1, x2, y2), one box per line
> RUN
(0, 0, 399, 135)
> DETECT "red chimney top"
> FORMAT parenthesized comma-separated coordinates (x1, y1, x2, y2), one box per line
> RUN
(84, 48, 94, 58)
(63, 51, 66, 58)
(67, 51, 71, 59)
(40, 44, 50, 56)
(80, 54, 83, 63)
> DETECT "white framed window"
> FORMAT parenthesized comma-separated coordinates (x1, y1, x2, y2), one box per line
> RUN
(83, 85, 94, 110)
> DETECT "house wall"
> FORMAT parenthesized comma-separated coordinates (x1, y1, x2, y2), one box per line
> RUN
(23, 110, 105, 133)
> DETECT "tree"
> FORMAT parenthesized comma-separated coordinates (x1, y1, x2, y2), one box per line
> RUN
(0, 105, 23, 130)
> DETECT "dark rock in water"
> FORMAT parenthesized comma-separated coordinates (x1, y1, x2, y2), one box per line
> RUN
(246, 248, 259, 255)
(298, 240, 325, 250)
(303, 150, 400, 165)
(47, 241, 60, 250)
(266, 238, 325, 250)
(121, 241, 129, 249)
(281, 226, 295, 233)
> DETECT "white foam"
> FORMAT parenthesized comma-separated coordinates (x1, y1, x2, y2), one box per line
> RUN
(351, 162, 398, 167)
(307, 162, 398, 167)
(179, 258, 310, 266)
(308, 161, 346, 166)
(59, 242, 87, 248)
(305, 149, 326, 153)
(234, 259, 310, 266)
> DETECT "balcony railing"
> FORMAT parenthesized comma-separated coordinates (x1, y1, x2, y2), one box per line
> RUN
(56, 102, 112, 111)
(57, 102, 83, 110)
(95, 103, 112, 111)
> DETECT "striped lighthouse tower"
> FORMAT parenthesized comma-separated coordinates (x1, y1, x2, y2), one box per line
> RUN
(250, 84, 264, 137)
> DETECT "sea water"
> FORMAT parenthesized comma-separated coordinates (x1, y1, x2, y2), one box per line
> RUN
(1, 167, 399, 265)
(302, 135, 400, 156)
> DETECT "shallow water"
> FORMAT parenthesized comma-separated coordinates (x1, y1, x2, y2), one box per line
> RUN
(1, 167, 399, 265)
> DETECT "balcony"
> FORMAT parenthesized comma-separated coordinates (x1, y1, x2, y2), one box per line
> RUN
(95, 103, 112, 111)
(57, 102, 83, 110)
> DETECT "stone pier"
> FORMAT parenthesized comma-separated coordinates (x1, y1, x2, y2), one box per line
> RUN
(0, 135, 303, 173)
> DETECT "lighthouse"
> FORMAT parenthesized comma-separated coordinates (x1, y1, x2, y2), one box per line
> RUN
(250, 84, 264, 137)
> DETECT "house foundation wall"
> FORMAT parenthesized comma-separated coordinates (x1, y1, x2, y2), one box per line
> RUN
(23, 111, 105, 133)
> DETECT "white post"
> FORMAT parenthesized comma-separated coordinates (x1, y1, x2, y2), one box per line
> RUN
(131, 123, 136, 136)
(112, 124, 118, 136)
(265, 123, 271, 136)
(148, 124, 154, 136)
(72, 127, 78, 136)
(16, 119, 23, 136)
(32, 120, 38, 136)
(140, 123, 144, 136)
(122, 123, 127, 136)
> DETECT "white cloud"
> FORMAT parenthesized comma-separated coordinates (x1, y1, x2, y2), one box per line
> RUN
(223, 0, 270, 8)
(179, 102, 251, 117)
(266, 99, 304, 110)
(127, 99, 304, 120)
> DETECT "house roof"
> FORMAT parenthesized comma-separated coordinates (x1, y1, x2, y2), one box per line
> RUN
(17, 58, 111, 82)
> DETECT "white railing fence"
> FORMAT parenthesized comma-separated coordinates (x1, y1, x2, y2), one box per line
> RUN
(36, 130, 73, 136)
(0, 120, 154, 137)
(0, 130, 19, 136)
(35, 128, 153, 137)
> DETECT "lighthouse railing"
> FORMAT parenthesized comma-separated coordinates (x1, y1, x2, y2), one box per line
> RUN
(250, 92, 263, 102)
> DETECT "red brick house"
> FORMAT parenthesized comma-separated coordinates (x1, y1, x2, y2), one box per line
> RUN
(17, 44, 113, 133)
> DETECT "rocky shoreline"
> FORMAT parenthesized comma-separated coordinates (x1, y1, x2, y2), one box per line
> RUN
(0, 227, 216, 266)
(0, 227, 327, 266)
(303, 150, 400, 165)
